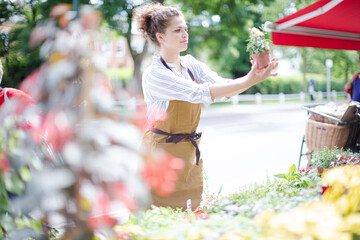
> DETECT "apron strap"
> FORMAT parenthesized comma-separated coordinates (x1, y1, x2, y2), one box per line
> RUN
(151, 128, 201, 166)
(160, 56, 195, 81)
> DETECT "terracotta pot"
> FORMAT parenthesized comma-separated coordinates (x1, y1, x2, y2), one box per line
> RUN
(251, 51, 270, 71)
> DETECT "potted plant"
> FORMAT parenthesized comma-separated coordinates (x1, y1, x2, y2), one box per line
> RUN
(246, 26, 271, 72)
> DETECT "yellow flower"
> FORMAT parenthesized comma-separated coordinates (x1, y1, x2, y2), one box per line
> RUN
(187, 228, 214, 240)
(322, 167, 348, 187)
(341, 214, 360, 234)
(113, 225, 142, 234)
(49, 51, 67, 64)
(334, 195, 353, 215)
(249, 27, 264, 37)
(221, 231, 250, 240)
(255, 209, 275, 226)
(323, 185, 344, 201)
(260, 202, 351, 240)
(79, 196, 91, 211)
(346, 166, 360, 188)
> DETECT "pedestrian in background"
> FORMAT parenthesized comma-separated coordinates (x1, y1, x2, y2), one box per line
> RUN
(308, 79, 316, 102)
(344, 55, 360, 103)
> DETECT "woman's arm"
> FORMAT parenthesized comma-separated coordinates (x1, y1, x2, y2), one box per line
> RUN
(209, 59, 278, 100)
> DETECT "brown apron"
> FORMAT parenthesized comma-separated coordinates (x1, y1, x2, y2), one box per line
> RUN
(142, 57, 204, 210)
(142, 100, 203, 211)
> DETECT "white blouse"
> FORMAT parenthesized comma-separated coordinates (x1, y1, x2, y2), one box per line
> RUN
(142, 54, 229, 124)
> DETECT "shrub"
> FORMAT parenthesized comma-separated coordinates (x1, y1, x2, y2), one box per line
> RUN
(245, 73, 346, 94)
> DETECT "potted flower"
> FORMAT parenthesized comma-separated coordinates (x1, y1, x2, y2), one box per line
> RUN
(246, 26, 271, 71)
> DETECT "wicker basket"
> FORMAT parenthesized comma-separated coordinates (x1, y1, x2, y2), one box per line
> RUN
(305, 118, 351, 152)
(309, 112, 342, 125)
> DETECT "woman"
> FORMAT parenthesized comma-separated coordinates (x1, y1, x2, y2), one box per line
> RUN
(134, 2, 278, 210)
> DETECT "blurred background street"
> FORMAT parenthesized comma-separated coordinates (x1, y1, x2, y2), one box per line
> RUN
(198, 100, 347, 196)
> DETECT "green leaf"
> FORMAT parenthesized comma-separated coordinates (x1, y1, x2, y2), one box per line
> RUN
(274, 173, 288, 179)
(19, 167, 31, 182)
(289, 164, 297, 175)
(0, 172, 10, 211)
(4, 174, 25, 195)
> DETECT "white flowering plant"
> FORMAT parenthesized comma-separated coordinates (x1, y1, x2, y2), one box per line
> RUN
(246, 26, 271, 56)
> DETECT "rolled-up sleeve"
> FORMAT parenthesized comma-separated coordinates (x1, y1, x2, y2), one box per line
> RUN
(143, 67, 213, 104)
(185, 55, 230, 85)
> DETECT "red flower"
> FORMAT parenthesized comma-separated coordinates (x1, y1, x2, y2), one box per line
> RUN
(321, 186, 331, 195)
(31, 111, 73, 153)
(141, 152, 184, 197)
(16, 121, 33, 131)
(194, 208, 209, 220)
(299, 166, 313, 174)
(20, 69, 42, 100)
(182, 213, 193, 222)
(0, 153, 10, 174)
(88, 214, 117, 231)
(106, 181, 138, 211)
(87, 191, 117, 230)
(130, 104, 167, 132)
(115, 232, 131, 240)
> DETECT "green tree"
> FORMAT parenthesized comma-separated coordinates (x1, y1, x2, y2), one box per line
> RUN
(171, 0, 276, 79)
(0, 0, 90, 88)
(97, 0, 163, 94)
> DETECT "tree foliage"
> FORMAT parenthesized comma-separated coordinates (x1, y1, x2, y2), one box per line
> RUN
(171, 0, 276, 78)
(0, 0, 90, 87)
(1, 0, 359, 93)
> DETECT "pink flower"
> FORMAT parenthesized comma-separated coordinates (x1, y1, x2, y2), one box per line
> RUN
(31, 111, 73, 153)
(141, 152, 184, 197)
(106, 181, 138, 211)
(20, 69, 42, 100)
(182, 213, 193, 222)
(88, 214, 117, 231)
(87, 192, 117, 230)
(131, 104, 167, 132)
(299, 166, 314, 174)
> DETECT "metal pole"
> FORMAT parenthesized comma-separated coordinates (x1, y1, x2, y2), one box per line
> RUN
(73, 0, 79, 19)
(325, 59, 333, 102)
(327, 66, 330, 101)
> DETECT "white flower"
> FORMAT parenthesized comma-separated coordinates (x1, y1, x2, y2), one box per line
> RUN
(250, 27, 264, 37)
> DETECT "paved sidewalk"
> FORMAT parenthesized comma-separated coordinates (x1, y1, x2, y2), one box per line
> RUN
(198, 100, 348, 196)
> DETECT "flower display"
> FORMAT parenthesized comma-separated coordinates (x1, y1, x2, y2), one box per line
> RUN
(330, 155, 360, 168)
(0, 4, 163, 239)
(110, 161, 360, 240)
(2, 3, 360, 240)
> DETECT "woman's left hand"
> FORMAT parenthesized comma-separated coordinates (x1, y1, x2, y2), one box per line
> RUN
(248, 57, 278, 84)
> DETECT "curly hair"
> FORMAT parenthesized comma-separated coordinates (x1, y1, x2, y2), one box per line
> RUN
(133, 2, 183, 46)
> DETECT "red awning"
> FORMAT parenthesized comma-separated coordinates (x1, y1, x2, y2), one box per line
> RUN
(264, 0, 360, 51)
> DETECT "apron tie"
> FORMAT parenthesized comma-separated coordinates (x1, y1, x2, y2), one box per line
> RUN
(151, 128, 201, 165)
